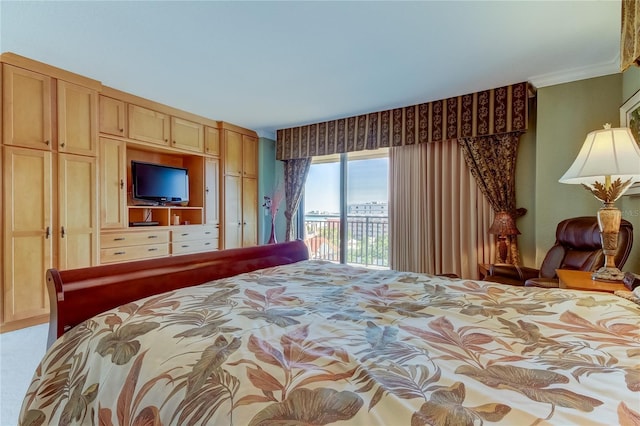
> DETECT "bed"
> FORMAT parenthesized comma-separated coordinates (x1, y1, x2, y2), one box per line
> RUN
(20, 241, 640, 425)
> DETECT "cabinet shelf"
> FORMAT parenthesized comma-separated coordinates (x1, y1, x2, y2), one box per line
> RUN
(128, 205, 203, 227)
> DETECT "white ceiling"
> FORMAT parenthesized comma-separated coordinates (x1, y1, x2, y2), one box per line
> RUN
(1, 1, 622, 139)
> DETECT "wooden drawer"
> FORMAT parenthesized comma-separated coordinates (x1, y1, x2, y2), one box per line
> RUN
(101, 243, 169, 263)
(171, 225, 218, 242)
(101, 230, 169, 248)
(172, 239, 218, 255)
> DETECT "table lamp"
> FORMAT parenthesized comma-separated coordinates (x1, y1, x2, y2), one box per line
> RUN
(559, 124, 640, 281)
(489, 211, 520, 264)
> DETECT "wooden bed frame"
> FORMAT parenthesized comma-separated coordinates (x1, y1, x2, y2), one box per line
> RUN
(46, 240, 309, 348)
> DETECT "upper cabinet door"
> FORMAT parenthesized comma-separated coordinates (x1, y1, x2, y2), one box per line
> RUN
(99, 95, 126, 137)
(204, 126, 220, 157)
(128, 104, 170, 146)
(223, 130, 243, 176)
(171, 117, 204, 153)
(58, 80, 98, 156)
(2, 64, 52, 150)
(242, 135, 258, 178)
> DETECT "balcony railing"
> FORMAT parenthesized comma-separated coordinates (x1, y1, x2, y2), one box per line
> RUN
(304, 214, 389, 268)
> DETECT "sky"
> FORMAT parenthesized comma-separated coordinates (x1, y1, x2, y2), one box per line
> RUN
(304, 158, 389, 214)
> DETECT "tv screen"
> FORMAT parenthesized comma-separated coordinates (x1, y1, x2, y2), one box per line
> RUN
(132, 161, 189, 205)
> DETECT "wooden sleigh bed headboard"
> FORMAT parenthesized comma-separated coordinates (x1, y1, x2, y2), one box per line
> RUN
(46, 240, 309, 347)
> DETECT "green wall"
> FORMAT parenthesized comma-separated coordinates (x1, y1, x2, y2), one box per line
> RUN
(258, 137, 285, 244)
(534, 73, 640, 273)
(513, 102, 537, 267)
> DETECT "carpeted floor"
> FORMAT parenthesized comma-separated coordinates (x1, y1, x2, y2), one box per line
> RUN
(0, 323, 48, 425)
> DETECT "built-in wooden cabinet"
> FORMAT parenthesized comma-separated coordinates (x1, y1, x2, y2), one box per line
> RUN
(57, 80, 98, 156)
(2, 147, 98, 331)
(3, 65, 98, 156)
(99, 95, 126, 137)
(1, 55, 101, 332)
(128, 104, 170, 146)
(1, 53, 259, 331)
(100, 137, 127, 229)
(2, 64, 52, 150)
(223, 129, 258, 248)
(2, 147, 52, 328)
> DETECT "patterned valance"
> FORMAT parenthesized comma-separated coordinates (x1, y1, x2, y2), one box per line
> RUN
(276, 82, 529, 160)
(621, 0, 640, 72)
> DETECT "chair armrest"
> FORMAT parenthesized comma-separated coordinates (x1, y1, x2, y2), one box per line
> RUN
(488, 264, 539, 282)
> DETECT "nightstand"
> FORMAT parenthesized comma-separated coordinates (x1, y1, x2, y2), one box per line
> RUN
(556, 269, 628, 293)
(478, 263, 490, 280)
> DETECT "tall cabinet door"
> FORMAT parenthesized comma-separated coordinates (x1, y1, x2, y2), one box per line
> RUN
(58, 153, 98, 270)
(2, 147, 53, 324)
(57, 80, 98, 156)
(100, 138, 127, 229)
(205, 157, 220, 226)
(224, 175, 242, 249)
(2, 64, 52, 150)
(242, 177, 258, 247)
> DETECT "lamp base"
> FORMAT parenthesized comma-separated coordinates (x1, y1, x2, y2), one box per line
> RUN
(592, 266, 625, 282)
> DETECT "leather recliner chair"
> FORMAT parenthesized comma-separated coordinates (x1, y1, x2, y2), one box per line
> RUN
(484, 216, 634, 287)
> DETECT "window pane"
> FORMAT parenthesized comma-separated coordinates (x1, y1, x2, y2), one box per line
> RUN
(303, 149, 389, 269)
(347, 154, 389, 268)
(304, 161, 340, 262)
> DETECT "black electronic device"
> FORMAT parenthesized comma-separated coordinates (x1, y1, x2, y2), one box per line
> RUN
(131, 161, 189, 205)
(130, 221, 160, 227)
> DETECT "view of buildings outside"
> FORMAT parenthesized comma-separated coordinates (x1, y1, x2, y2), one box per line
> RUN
(304, 157, 389, 268)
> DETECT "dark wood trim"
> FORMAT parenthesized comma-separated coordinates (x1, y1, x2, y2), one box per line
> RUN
(46, 241, 309, 348)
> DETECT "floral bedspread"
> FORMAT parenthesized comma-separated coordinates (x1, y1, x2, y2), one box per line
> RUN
(20, 260, 640, 425)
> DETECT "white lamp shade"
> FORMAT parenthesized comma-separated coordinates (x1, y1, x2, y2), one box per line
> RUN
(559, 126, 640, 185)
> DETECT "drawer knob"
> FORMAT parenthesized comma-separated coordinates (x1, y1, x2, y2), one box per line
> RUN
(114, 251, 126, 255)
(148, 248, 158, 252)
(114, 237, 126, 241)
(148, 235, 158, 239)
(181, 233, 189, 236)
(181, 244, 189, 248)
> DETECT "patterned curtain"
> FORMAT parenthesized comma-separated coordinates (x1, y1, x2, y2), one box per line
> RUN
(283, 158, 312, 241)
(458, 132, 524, 264)
(276, 82, 528, 160)
(621, 0, 640, 72)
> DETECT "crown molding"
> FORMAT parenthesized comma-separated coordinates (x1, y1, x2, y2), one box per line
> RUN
(529, 55, 620, 88)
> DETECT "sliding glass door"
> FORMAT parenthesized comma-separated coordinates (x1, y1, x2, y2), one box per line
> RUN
(302, 149, 388, 268)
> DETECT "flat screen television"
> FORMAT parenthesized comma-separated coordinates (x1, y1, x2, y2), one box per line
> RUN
(131, 161, 189, 205)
